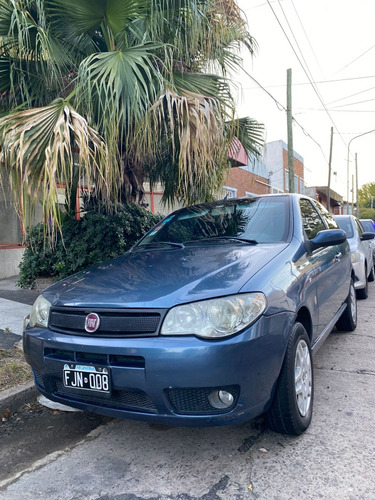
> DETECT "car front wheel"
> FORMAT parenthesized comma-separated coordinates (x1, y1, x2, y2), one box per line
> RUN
(368, 265, 374, 282)
(266, 322, 313, 435)
(356, 267, 368, 300)
(336, 280, 357, 332)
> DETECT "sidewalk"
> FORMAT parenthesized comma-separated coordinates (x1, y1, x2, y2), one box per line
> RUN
(0, 276, 37, 337)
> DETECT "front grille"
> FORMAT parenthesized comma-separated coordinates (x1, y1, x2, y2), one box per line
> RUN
(167, 386, 240, 415)
(55, 381, 157, 413)
(49, 307, 164, 337)
(44, 348, 145, 368)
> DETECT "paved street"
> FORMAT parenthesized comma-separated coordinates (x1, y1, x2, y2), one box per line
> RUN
(0, 283, 374, 500)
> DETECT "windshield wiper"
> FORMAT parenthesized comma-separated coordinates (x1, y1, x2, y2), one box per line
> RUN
(186, 236, 258, 245)
(212, 236, 258, 244)
(136, 241, 185, 249)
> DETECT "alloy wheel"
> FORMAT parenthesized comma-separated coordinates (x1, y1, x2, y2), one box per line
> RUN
(294, 339, 312, 417)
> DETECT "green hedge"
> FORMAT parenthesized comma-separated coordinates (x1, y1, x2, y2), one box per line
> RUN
(18, 204, 162, 288)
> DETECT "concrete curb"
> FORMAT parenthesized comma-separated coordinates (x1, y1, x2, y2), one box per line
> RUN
(0, 382, 39, 414)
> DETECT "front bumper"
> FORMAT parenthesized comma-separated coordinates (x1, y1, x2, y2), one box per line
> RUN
(352, 260, 366, 289)
(23, 312, 293, 426)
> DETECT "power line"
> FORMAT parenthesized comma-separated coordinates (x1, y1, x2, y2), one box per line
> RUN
(242, 75, 375, 90)
(327, 85, 375, 106)
(331, 97, 375, 109)
(265, 0, 349, 151)
(295, 109, 375, 114)
(336, 44, 375, 74)
(277, 0, 316, 88)
(241, 68, 329, 163)
(290, 0, 322, 73)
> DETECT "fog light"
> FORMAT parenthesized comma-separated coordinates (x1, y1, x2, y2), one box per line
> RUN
(208, 390, 234, 409)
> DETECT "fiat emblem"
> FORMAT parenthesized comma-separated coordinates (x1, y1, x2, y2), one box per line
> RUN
(85, 313, 100, 333)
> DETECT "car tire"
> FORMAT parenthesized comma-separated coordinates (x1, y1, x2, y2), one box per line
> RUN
(356, 269, 368, 300)
(368, 265, 374, 282)
(336, 280, 357, 332)
(266, 322, 313, 436)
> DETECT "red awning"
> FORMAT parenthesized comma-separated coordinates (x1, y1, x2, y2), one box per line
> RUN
(228, 138, 248, 167)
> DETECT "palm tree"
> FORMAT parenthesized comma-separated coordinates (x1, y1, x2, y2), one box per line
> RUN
(0, 0, 263, 231)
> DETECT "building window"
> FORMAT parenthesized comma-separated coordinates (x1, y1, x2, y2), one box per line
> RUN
(300, 178, 305, 194)
(222, 186, 237, 199)
(294, 174, 298, 193)
(271, 186, 283, 194)
(284, 169, 289, 192)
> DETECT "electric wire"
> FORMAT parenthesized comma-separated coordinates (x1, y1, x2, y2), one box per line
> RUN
(330, 97, 375, 109)
(266, 0, 349, 151)
(241, 68, 329, 163)
(242, 75, 375, 90)
(327, 85, 375, 106)
(336, 44, 375, 74)
(277, 0, 317, 92)
(290, 0, 322, 73)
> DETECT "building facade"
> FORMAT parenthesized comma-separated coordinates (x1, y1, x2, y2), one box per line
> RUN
(263, 140, 305, 195)
(305, 186, 345, 214)
(223, 139, 305, 199)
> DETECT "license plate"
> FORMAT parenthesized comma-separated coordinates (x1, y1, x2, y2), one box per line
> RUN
(63, 364, 110, 393)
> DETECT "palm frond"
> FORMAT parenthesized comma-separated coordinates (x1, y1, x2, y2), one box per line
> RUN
(47, 0, 143, 40)
(137, 89, 229, 205)
(228, 117, 265, 159)
(0, 0, 71, 106)
(77, 44, 163, 160)
(0, 99, 113, 236)
(173, 71, 234, 118)
(0, 0, 12, 36)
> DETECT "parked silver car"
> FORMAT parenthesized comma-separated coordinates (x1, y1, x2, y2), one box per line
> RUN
(360, 219, 375, 267)
(334, 215, 374, 299)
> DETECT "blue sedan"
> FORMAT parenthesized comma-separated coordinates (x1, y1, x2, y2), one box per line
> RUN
(23, 194, 356, 435)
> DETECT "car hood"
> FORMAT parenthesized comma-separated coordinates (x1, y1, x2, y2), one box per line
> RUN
(43, 243, 287, 309)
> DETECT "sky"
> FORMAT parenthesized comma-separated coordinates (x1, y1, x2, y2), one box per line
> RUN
(235, 0, 375, 201)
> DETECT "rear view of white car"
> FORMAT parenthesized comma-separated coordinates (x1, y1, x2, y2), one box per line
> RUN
(334, 215, 374, 299)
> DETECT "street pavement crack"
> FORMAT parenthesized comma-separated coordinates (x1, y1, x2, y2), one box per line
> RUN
(314, 366, 375, 376)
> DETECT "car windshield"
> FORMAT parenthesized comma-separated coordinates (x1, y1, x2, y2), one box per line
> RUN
(360, 220, 375, 232)
(138, 196, 290, 246)
(335, 217, 354, 238)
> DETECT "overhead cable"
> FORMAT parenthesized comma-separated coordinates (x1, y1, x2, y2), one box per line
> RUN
(241, 68, 329, 163)
(265, 0, 349, 151)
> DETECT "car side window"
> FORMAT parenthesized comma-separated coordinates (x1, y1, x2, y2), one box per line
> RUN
(314, 201, 340, 230)
(354, 218, 364, 237)
(299, 199, 326, 240)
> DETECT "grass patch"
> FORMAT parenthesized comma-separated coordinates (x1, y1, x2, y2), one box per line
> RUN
(0, 348, 33, 392)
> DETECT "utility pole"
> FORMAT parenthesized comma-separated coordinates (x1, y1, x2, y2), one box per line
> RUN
(346, 129, 375, 213)
(327, 127, 333, 211)
(287, 68, 294, 193)
(355, 153, 359, 218)
(352, 174, 354, 214)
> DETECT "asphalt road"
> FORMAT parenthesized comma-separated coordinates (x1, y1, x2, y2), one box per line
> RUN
(1, 285, 374, 500)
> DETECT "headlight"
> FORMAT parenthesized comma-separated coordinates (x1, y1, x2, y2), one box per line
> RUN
(161, 293, 266, 339)
(29, 295, 51, 328)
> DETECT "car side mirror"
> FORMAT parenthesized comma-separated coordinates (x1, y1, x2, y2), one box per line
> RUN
(310, 229, 347, 250)
(361, 232, 375, 241)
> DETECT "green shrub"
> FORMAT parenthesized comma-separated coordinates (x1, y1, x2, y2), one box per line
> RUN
(17, 204, 162, 288)
(358, 208, 375, 221)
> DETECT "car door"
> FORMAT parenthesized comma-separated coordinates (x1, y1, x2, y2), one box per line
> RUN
(299, 199, 348, 341)
(355, 218, 372, 276)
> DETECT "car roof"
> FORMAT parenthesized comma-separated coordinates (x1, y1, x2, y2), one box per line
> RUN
(173, 193, 314, 212)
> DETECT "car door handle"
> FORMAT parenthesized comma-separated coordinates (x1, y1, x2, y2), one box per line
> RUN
(334, 252, 342, 262)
